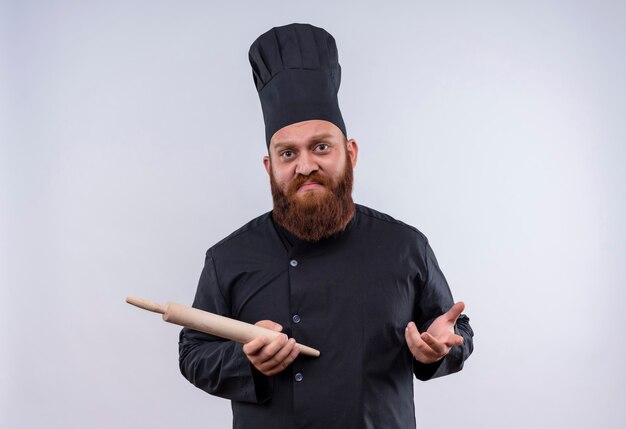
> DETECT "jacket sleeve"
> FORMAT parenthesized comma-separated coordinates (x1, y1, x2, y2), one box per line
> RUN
(412, 240, 474, 381)
(178, 250, 272, 403)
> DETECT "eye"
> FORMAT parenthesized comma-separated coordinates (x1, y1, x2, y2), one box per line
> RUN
(280, 150, 295, 159)
(315, 143, 330, 152)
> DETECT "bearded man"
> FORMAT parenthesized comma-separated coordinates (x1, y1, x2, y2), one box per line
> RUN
(179, 23, 474, 429)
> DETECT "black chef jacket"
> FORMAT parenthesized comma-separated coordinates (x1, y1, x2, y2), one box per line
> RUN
(179, 204, 474, 429)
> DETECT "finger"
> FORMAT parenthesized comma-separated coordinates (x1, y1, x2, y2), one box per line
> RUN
(280, 339, 300, 367)
(432, 331, 464, 349)
(408, 338, 439, 363)
(243, 336, 268, 357)
(258, 338, 295, 371)
(406, 322, 427, 349)
(266, 343, 301, 376)
(420, 332, 447, 355)
(445, 301, 465, 324)
(259, 338, 297, 374)
(446, 333, 464, 347)
(405, 322, 439, 363)
(255, 319, 283, 332)
(405, 321, 421, 345)
(256, 333, 289, 363)
(287, 343, 301, 363)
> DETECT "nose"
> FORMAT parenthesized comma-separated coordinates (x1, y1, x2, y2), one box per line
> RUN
(295, 152, 319, 176)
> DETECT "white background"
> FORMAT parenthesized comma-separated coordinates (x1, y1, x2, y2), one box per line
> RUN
(2, 1, 625, 428)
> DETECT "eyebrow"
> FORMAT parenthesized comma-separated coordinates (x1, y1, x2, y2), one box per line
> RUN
(272, 132, 335, 150)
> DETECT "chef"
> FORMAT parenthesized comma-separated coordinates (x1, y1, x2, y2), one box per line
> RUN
(179, 23, 474, 429)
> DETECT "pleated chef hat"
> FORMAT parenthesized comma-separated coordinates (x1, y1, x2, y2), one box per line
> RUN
(248, 23, 347, 147)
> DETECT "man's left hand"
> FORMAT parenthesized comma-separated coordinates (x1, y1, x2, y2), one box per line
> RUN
(405, 301, 465, 364)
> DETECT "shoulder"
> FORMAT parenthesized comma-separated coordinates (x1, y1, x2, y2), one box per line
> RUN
(206, 211, 276, 257)
(355, 204, 428, 244)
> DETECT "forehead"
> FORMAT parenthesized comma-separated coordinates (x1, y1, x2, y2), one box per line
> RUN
(270, 120, 343, 150)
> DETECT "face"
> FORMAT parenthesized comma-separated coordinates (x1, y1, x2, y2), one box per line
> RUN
(263, 120, 359, 241)
(263, 120, 358, 197)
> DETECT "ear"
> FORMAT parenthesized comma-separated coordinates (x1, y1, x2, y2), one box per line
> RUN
(346, 139, 359, 168)
(263, 155, 271, 176)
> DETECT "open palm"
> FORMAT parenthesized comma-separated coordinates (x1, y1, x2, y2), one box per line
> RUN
(405, 302, 465, 364)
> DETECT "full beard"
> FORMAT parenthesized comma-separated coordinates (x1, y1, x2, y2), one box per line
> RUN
(270, 157, 355, 242)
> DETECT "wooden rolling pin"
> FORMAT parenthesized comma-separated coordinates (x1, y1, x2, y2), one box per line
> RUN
(126, 296, 320, 357)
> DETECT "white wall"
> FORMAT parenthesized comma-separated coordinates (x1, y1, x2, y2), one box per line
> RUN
(2, 1, 625, 428)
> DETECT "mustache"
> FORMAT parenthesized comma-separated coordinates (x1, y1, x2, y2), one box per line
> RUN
(288, 172, 332, 194)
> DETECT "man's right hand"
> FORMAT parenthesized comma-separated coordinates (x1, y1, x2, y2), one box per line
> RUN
(242, 320, 300, 376)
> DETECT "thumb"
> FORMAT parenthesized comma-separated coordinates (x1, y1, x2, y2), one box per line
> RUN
(445, 301, 465, 324)
(255, 320, 283, 332)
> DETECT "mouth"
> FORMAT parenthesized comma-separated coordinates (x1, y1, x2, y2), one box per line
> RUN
(297, 181, 325, 192)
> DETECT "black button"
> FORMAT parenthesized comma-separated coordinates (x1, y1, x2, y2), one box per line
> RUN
(292, 314, 301, 324)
